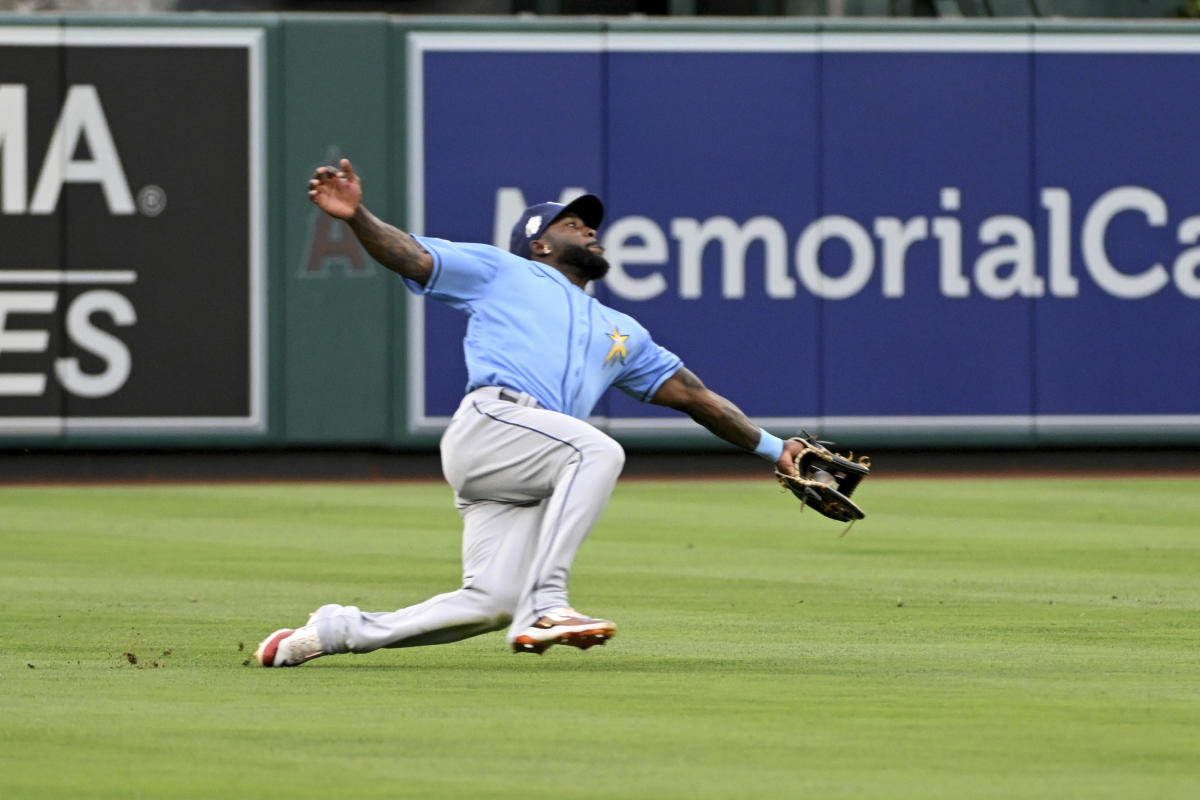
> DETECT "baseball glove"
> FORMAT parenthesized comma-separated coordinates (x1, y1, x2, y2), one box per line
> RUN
(776, 432, 870, 528)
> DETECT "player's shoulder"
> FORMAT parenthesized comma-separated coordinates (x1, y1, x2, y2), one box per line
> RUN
(416, 237, 537, 280)
(592, 294, 650, 333)
(417, 236, 512, 261)
(591, 289, 640, 319)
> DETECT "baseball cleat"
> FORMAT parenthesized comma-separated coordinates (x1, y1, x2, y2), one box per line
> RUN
(511, 607, 616, 655)
(253, 625, 327, 667)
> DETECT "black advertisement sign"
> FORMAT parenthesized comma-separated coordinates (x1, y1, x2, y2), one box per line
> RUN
(0, 28, 264, 436)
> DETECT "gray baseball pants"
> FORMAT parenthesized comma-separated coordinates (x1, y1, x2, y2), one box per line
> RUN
(312, 386, 625, 653)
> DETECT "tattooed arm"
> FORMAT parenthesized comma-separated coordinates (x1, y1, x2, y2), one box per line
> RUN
(650, 367, 805, 474)
(308, 158, 433, 286)
(651, 367, 760, 450)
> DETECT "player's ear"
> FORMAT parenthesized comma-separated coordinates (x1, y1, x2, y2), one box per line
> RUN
(530, 238, 551, 257)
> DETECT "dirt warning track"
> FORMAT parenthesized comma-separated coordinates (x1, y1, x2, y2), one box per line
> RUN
(1, 448, 1199, 486)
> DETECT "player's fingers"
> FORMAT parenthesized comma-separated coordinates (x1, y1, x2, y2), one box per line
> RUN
(340, 158, 356, 179)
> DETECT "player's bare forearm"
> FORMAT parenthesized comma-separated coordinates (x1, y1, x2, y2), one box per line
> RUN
(687, 393, 761, 451)
(347, 207, 434, 286)
(651, 367, 761, 451)
(308, 158, 433, 285)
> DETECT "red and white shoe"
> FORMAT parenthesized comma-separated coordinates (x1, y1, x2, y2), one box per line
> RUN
(253, 625, 327, 667)
(511, 607, 617, 655)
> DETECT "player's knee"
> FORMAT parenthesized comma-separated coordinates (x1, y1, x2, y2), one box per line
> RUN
(585, 434, 625, 474)
(460, 585, 516, 631)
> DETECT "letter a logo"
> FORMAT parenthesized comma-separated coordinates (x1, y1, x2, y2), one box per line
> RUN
(299, 147, 370, 278)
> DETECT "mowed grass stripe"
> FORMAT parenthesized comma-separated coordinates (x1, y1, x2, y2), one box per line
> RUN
(1, 477, 1198, 799)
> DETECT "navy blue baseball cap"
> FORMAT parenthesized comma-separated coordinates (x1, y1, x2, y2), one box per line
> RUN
(509, 194, 604, 259)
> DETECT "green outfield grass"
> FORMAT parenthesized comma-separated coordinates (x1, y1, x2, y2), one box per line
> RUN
(2, 475, 1198, 799)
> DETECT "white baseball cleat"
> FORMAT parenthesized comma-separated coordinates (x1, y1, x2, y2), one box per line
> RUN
(253, 624, 327, 667)
(511, 607, 616, 655)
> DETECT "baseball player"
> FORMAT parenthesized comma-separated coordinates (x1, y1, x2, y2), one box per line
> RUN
(255, 159, 807, 666)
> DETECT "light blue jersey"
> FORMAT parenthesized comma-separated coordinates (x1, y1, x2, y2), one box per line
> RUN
(407, 237, 683, 420)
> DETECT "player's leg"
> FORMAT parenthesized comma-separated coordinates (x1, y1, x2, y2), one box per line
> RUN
(254, 388, 622, 665)
(504, 416, 624, 653)
(310, 498, 542, 652)
(317, 384, 628, 655)
(254, 392, 545, 666)
(511, 419, 623, 606)
(255, 498, 543, 665)
(441, 392, 626, 652)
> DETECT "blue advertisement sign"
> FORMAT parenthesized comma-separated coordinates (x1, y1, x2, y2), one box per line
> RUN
(405, 31, 1200, 442)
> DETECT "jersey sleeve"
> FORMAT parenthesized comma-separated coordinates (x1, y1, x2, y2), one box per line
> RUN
(613, 319, 683, 403)
(404, 237, 506, 310)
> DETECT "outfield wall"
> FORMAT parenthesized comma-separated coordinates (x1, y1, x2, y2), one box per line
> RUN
(1, 14, 1198, 450)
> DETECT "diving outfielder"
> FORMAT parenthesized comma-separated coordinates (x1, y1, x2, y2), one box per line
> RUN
(255, 159, 806, 666)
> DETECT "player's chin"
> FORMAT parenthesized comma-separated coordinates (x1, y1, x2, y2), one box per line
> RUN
(562, 244, 610, 280)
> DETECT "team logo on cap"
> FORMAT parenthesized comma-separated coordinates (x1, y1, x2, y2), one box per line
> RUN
(525, 215, 543, 237)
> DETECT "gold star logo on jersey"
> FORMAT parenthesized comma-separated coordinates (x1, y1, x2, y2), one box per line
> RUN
(605, 325, 629, 365)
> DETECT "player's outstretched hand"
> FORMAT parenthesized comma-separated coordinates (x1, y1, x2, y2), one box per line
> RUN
(776, 437, 806, 477)
(308, 157, 362, 220)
